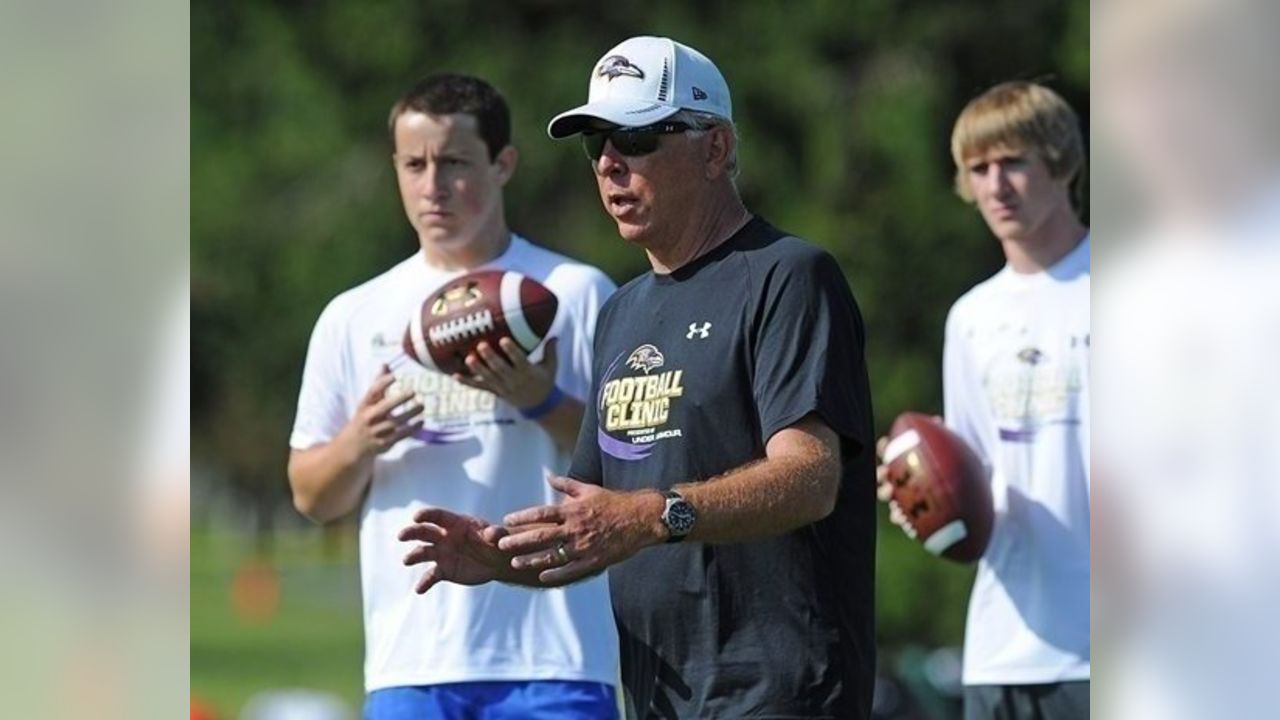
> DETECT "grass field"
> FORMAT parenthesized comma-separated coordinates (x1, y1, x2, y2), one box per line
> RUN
(192, 517, 970, 718)
(191, 525, 365, 718)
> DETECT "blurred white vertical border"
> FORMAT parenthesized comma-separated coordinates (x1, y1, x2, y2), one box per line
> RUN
(0, 0, 189, 717)
(1094, 0, 1280, 717)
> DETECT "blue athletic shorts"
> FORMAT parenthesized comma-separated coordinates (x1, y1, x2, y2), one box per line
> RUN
(364, 680, 618, 720)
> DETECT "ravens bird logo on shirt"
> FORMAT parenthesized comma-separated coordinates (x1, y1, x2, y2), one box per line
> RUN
(1017, 347, 1046, 365)
(597, 55, 645, 81)
(626, 344, 665, 374)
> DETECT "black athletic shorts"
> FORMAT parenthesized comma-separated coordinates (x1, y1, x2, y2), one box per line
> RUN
(963, 681, 1089, 720)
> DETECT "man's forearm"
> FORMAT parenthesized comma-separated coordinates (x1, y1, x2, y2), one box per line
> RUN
(492, 457, 835, 587)
(676, 453, 839, 544)
(288, 438, 373, 524)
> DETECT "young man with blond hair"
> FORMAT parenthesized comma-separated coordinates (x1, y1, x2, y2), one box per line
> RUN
(884, 81, 1090, 719)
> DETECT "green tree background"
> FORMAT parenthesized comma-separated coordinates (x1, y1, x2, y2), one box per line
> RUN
(192, 0, 1087, 702)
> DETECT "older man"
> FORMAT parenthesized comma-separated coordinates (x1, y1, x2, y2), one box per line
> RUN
(401, 38, 877, 719)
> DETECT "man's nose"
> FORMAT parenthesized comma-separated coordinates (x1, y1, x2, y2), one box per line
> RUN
(595, 142, 627, 177)
(422, 164, 449, 199)
(989, 162, 1013, 194)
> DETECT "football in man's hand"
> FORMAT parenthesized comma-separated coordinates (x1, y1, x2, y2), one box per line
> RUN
(881, 412, 993, 563)
(403, 270, 558, 376)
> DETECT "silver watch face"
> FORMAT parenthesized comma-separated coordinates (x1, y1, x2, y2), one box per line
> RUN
(665, 498, 697, 535)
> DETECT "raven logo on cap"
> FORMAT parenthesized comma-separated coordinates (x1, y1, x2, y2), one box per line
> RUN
(598, 55, 645, 81)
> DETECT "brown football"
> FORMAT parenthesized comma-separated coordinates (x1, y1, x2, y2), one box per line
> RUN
(402, 270, 558, 376)
(882, 412, 993, 563)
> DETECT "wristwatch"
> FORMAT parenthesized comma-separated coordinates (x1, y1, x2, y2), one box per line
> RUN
(660, 490, 697, 543)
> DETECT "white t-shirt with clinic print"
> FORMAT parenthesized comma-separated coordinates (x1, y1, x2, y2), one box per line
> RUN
(943, 237, 1091, 686)
(290, 235, 619, 693)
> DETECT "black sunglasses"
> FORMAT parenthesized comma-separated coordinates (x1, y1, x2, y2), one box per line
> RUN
(581, 122, 693, 161)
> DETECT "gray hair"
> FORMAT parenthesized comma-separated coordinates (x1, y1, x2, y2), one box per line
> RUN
(670, 109, 740, 179)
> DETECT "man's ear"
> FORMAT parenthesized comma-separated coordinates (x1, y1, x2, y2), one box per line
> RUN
(494, 145, 519, 186)
(704, 125, 734, 180)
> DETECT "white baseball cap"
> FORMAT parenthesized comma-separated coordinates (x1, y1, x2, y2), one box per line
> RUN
(547, 36, 732, 138)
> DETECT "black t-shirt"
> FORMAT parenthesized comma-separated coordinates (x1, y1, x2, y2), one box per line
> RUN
(569, 217, 877, 719)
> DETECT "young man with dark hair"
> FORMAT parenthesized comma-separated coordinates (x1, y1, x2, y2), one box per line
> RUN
(288, 73, 619, 719)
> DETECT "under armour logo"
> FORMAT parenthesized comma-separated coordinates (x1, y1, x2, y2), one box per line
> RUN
(686, 322, 712, 340)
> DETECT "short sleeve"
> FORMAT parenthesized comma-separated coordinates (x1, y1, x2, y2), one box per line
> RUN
(289, 299, 354, 449)
(750, 248, 869, 450)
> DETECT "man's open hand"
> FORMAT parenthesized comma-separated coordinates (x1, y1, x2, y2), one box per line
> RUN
(398, 508, 510, 594)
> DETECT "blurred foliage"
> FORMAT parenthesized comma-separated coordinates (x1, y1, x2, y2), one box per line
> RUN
(192, 0, 1087, 650)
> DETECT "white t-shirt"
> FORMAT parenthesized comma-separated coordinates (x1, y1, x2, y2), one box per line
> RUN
(290, 235, 619, 692)
(943, 237, 1091, 685)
